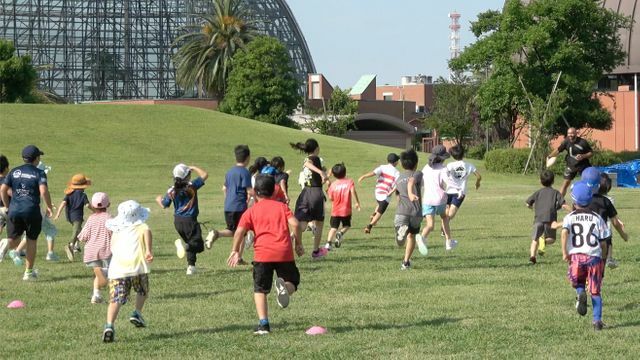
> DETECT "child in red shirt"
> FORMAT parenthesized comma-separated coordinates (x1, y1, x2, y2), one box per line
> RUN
(227, 174, 304, 335)
(325, 163, 360, 250)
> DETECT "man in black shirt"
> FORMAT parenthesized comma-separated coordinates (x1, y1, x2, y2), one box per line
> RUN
(547, 127, 593, 196)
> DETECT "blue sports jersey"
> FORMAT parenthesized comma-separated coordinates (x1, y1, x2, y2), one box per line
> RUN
(4, 163, 47, 216)
(161, 177, 205, 218)
(224, 166, 252, 212)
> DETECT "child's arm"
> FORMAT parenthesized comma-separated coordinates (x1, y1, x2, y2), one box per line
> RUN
(408, 177, 418, 202)
(190, 165, 208, 181)
(280, 179, 289, 204)
(611, 216, 629, 241)
(155, 195, 167, 209)
(550, 221, 563, 230)
(288, 216, 304, 256)
(54, 200, 67, 220)
(228, 226, 248, 267)
(561, 228, 570, 262)
(358, 171, 375, 183)
(474, 171, 482, 190)
(304, 160, 328, 183)
(222, 185, 227, 195)
(351, 187, 361, 211)
(144, 229, 153, 262)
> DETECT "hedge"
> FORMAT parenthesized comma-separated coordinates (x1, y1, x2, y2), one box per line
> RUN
(485, 148, 623, 174)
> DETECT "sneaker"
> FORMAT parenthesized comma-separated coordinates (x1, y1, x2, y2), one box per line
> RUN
(46, 252, 60, 262)
(65, 243, 74, 261)
(9, 250, 24, 266)
(0, 238, 9, 262)
(593, 320, 605, 331)
(415, 234, 428, 256)
(102, 325, 115, 342)
(576, 291, 588, 316)
(607, 258, 619, 269)
(18, 249, 26, 257)
(205, 230, 219, 250)
(396, 225, 408, 246)
(401, 261, 411, 270)
(275, 277, 290, 309)
(323, 242, 332, 251)
(73, 244, 81, 253)
(174, 239, 186, 259)
(529, 256, 537, 265)
(537, 236, 546, 256)
(446, 239, 458, 251)
(22, 269, 38, 281)
(311, 247, 328, 260)
(91, 294, 104, 304)
(364, 224, 372, 234)
(129, 310, 146, 327)
(334, 231, 343, 248)
(186, 265, 197, 275)
(254, 323, 270, 335)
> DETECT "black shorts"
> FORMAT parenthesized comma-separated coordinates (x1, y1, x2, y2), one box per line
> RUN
(563, 162, 590, 180)
(253, 261, 300, 293)
(224, 211, 245, 232)
(174, 216, 204, 253)
(294, 187, 325, 222)
(7, 212, 42, 240)
(446, 194, 465, 208)
(531, 222, 556, 241)
(603, 236, 612, 246)
(376, 200, 390, 214)
(329, 216, 352, 229)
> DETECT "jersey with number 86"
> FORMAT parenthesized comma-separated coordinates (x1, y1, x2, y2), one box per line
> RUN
(562, 209, 610, 258)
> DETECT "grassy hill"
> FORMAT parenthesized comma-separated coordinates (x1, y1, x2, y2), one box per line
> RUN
(0, 104, 639, 358)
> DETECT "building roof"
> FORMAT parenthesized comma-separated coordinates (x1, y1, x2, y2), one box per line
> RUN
(349, 74, 376, 96)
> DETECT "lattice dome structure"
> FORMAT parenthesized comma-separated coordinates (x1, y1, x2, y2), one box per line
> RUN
(0, 0, 315, 102)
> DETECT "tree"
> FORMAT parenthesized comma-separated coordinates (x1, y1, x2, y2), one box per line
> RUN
(303, 86, 358, 136)
(0, 39, 37, 103)
(172, 0, 257, 98)
(219, 36, 301, 128)
(425, 76, 478, 146)
(450, 0, 630, 169)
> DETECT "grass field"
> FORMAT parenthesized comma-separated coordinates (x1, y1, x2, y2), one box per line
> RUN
(1, 104, 639, 359)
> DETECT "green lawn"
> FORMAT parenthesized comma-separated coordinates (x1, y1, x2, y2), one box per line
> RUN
(1, 104, 639, 359)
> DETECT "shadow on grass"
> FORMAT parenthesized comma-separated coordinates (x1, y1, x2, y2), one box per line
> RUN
(48, 274, 92, 282)
(330, 317, 462, 333)
(605, 320, 640, 329)
(146, 324, 250, 339)
(155, 289, 236, 300)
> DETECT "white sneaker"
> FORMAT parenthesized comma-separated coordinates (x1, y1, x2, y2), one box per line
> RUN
(175, 239, 186, 259)
(396, 225, 408, 247)
(91, 294, 104, 304)
(46, 252, 60, 261)
(0, 238, 8, 262)
(607, 258, 619, 269)
(186, 265, 197, 275)
(275, 277, 290, 308)
(415, 234, 428, 256)
(22, 269, 38, 281)
(334, 232, 343, 248)
(205, 230, 219, 250)
(323, 242, 332, 251)
(446, 239, 458, 251)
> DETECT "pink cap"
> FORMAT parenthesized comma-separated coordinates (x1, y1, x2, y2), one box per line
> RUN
(91, 192, 110, 209)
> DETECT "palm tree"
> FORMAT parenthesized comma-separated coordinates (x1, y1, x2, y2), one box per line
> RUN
(173, 0, 257, 98)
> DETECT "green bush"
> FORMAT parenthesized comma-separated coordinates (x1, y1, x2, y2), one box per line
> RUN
(466, 144, 486, 160)
(617, 151, 640, 162)
(485, 148, 532, 173)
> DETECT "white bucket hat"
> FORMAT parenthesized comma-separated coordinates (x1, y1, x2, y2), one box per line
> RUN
(173, 163, 190, 180)
(106, 200, 150, 232)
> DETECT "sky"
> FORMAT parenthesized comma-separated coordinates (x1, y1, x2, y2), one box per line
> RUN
(286, 0, 505, 89)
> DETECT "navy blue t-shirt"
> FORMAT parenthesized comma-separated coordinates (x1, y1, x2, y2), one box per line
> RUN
(63, 189, 89, 223)
(161, 177, 205, 218)
(3, 164, 47, 216)
(224, 166, 252, 212)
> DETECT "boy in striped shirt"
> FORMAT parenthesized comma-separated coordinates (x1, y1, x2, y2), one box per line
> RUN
(358, 153, 400, 234)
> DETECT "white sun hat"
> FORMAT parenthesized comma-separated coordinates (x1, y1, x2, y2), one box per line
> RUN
(106, 200, 150, 232)
(173, 163, 191, 180)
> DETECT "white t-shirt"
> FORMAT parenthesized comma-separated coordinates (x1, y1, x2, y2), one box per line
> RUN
(446, 160, 477, 195)
(562, 210, 609, 258)
(108, 223, 150, 279)
(373, 164, 400, 201)
(421, 164, 447, 206)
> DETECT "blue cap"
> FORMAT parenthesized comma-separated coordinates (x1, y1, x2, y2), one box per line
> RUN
(21, 145, 44, 161)
(571, 181, 593, 207)
(581, 167, 601, 193)
(260, 165, 277, 176)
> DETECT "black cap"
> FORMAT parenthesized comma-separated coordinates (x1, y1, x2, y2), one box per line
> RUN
(387, 153, 400, 163)
(22, 145, 44, 161)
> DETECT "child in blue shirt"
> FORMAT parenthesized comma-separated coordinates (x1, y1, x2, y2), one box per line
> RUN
(156, 164, 209, 275)
(55, 173, 91, 261)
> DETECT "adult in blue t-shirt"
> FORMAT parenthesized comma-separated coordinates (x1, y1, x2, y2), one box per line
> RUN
(0, 145, 54, 279)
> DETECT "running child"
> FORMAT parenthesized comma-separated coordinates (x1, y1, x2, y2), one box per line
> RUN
(156, 164, 209, 275)
(227, 174, 304, 335)
(409, 145, 455, 255)
(587, 172, 629, 268)
(54, 173, 91, 261)
(210, 145, 253, 264)
(0, 155, 9, 235)
(291, 138, 328, 259)
(395, 149, 423, 270)
(445, 145, 481, 226)
(561, 181, 609, 331)
(358, 153, 400, 234)
(271, 156, 290, 204)
(78, 192, 112, 304)
(102, 200, 153, 342)
(324, 163, 360, 250)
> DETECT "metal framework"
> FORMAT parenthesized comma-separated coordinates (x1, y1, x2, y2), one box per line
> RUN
(0, 0, 316, 102)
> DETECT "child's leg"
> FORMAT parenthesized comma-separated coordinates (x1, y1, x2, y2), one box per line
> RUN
(134, 293, 147, 314)
(313, 221, 324, 251)
(71, 220, 82, 247)
(530, 239, 539, 259)
(107, 302, 122, 325)
(440, 213, 451, 240)
(587, 259, 605, 322)
(254, 293, 269, 321)
(340, 226, 350, 235)
(421, 214, 435, 239)
(94, 266, 108, 288)
(25, 239, 37, 270)
(403, 234, 416, 263)
(15, 237, 27, 252)
(326, 227, 338, 245)
(447, 204, 460, 221)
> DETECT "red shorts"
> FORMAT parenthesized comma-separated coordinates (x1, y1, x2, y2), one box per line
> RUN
(567, 254, 604, 296)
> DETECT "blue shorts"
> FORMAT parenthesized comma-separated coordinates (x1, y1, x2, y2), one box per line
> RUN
(446, 194, 465, 208)
(422, 204, 446, 216)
